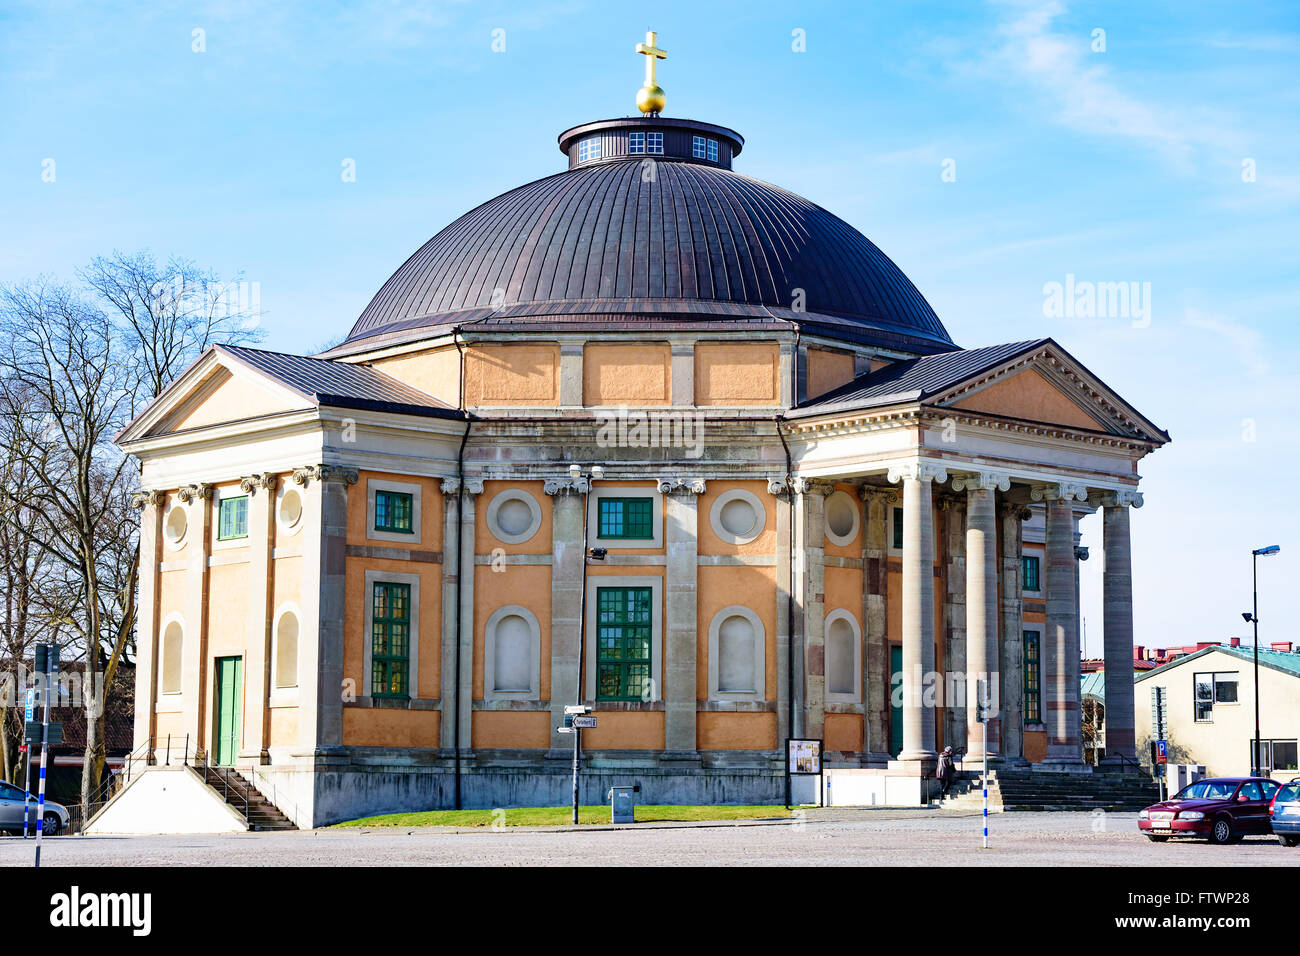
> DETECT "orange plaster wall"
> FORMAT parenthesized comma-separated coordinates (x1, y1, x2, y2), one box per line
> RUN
(952, 368, 1103, 431)
(464, 343, 560, 406)
(696, 565, 778, 700)
(582, 711, 664, 750)
(698, 712, 777, 750)
(348, 470, 444, 552)
(342, 707, 439, 748)
(694, 343, 780, 406)
(696, 480, 776, 557)
(824, 566, 863, 631)
(805, 348, 856, 400)
(207, 562, 250, 657)
(583, 343, 670, 405)
(343, 556, 442, 699)
(369, 346, 462, 407)
(472, 711, 551, 749)
(825, 713, 863, 753)
(474, 563, 552, 700)
(476, 480, 551, 554)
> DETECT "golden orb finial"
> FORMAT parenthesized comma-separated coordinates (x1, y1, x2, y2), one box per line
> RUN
(635, 30, 667, 115)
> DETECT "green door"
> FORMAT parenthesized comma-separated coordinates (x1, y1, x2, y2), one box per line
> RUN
(890, 645, 903, 757)
(214, 656, 243, 766)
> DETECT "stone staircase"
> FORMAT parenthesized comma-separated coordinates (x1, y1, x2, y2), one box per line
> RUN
(194, 764, 298, 831)
(938, 766, 1160, 812)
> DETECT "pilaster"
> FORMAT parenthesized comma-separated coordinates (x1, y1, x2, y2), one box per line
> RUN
(129, 490, 164, 751)
(439, 479, 462, 752)
(545, 477, 588, 752)
(659, 476, 704, 752)
(792, 477, 833, 741)
(860, 485, 896, 764)
(177, 481, 212, 749)
(240, 473, 277, 763)
(457, 478, 483, 752)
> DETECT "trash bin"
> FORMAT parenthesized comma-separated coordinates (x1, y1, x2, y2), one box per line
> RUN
(608, 785, 639, 824)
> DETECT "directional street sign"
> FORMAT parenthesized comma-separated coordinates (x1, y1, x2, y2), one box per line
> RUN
(24, 721, 61, 746)
(571, 716, 597, 729)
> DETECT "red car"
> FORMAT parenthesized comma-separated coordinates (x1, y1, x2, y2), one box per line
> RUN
(1138, 776, 1280, 844)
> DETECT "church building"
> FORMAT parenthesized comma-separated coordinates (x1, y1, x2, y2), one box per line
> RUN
(115, 33, 1169, 827)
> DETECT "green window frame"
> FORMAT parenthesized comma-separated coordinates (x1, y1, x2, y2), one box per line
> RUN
(598, 497, 653, 539)
(1022, 555, 1041, 592)
(595, 587, 652, 701)
(1023, 630, 1041, 724)
(371, 582, 411, 698)
(892, 507, 904, 550)
(217, 495, 249, 540)
(374, 490, 414, 534)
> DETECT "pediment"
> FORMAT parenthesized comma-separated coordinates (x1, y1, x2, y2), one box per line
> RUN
(947, 367, 1110, 432)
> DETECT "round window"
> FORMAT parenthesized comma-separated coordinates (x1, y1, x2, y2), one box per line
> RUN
(824, 491, 860, 546)
(164, 505, 188, 546)
(486, 490, 542, 544)
(709, 489, 766, 545)
(278, 487, 304, 532)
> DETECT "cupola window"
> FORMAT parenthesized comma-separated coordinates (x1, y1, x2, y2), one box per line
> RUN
(629, 132, 645, 154)
(578, 136, 602, 163)
(646, 132, 663, 154)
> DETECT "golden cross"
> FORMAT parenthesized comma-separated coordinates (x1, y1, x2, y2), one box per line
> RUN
(635, 30, 667, 88)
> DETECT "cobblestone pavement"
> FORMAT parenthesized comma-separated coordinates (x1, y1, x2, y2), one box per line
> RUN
(1, 809, 1293, 866)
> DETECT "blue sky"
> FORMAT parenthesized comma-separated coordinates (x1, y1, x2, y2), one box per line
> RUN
(2, 0, 1298, 652)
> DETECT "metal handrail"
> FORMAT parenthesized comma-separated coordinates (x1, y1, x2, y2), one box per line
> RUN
(246, 762, 301, 827)
(189, 746, 252, 822)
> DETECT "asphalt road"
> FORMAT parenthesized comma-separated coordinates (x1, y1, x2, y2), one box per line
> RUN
(2, 808, 1295, 866)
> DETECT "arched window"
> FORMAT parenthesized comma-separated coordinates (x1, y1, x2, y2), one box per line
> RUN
(275, 611, 299, 689)
(484, 606, 540, 700)
(708, 606, 765, 700)
(161, 620, 183, 695)
(824, 609, 862, 702)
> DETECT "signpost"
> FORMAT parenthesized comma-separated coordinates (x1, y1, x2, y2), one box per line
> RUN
(32, 643, 58, 866)
(786, 738, 823, 808)
(976, 679, 991, 849)
(561, 705, 594, 823)
(1150, 686, 1168, 801)
(22, 688, 34, 839)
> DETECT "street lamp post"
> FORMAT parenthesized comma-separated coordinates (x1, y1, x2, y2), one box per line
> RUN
(1244, 544, 1280, 776)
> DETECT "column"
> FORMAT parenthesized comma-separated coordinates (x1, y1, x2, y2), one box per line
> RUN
(860, 486, 896, 765)
(545, 477, 586, 752)
(940, 494, 966, 755)
(999, 501, 1029, 764)
(457, 479, 483, 753)
(241, 474, 276, 763)
(1099, 490, 1141, 761)
(295, 465, 356, 751)
(178, 482, 212, 748)
(1033, 481, 1087, 766)
(792, 478, 833, 742)
(660, 477, 703, 753)
(129, 490, 164, 751)
(772, 479, 793, 746)
(439, 480, 461, 752)
(956, 473, 1007, 759)
(890, 461, 945, 767)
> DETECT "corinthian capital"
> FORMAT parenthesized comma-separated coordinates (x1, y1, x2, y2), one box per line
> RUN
(176, 482, 213, 503)
(1029, 481, 1088, 503)
(790, 477, 834, 497)
(887, 461, 948, 485)
(950, 470, 1011, 493)
(292, 465, 358, 487)
(1093, 489, 1144, 509)
(129, 489, 164, 510)
(657, 477, 706, 495)
(544, 477, 589, 496)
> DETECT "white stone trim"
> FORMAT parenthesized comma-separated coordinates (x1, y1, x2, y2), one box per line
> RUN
(824, 608, 863, 703)
(361, 568, 421, 701)
(708, 489, 766, 545)
(156, 612, 185, 709)
(707, 605, 766, 700)
(366, 477, 423, 545)
(270, 601, 302, 703)
(823, 489, 861, 546)
(584, 575, 664, 701)
(586, 486, 664, 550)
(482, 605, 542, 700)
(275, 482, 305, 537)
(485, 489, 543, 545)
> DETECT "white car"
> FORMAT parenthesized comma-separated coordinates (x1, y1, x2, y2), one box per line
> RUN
(0, 779, 70, 835)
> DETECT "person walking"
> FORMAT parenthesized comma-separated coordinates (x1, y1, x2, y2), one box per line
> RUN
(936, 746, 956, 801)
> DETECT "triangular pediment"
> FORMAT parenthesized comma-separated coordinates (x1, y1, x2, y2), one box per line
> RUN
(931, 343, 1167, 442)
(118, 347, 315, 443)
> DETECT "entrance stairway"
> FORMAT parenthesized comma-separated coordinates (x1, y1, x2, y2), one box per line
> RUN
(194, 763, 298, 831)
(940, 766, 1159, 812)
